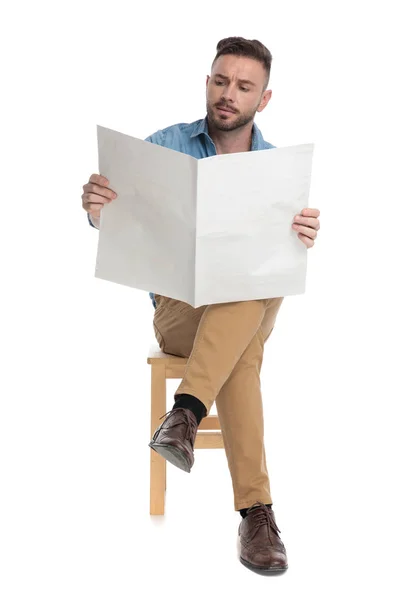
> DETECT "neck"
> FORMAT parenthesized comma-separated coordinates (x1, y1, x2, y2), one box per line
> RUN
(207, 118, 254, 155)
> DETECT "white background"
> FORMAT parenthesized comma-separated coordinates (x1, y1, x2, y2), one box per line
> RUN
(1, 0, 399, 598)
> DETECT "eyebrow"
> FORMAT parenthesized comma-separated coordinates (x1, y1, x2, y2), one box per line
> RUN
(213, 73, 256, 87)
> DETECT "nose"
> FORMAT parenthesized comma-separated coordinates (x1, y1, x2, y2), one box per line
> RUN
(220, 83, 238, 103)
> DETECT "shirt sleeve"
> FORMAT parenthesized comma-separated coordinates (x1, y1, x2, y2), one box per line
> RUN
(144, 129, 166, 146)
(87, 212, 98, 229)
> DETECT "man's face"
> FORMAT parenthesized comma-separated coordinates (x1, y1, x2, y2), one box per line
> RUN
(206, 54, 272, 132)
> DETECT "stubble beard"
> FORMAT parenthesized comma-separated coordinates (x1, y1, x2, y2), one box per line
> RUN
(206, 100, 256, 132)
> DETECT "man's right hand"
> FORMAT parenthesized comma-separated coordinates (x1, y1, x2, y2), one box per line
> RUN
(81, 174, 118, 221)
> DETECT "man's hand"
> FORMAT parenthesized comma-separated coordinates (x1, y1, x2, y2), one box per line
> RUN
(292, 208, 320, 248)
(81, 174, 118, 221)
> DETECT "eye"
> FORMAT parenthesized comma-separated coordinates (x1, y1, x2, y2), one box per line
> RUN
(215, 81, 224, 86)
(240, 87, 249, 92)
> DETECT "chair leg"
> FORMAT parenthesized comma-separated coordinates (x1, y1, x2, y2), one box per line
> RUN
(150, 364, 167, 515)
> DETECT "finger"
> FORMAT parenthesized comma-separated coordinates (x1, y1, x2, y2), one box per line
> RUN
(293, 215, 318, 227)
(292, 224, 318, 238)
(89, 173, 109, 187)
(82, 183, 117, 200)
(294, 216, 320, 231)
(81, 192, 111, 209)
(298, 233, 314, 248)
(301, 208, 320, 218)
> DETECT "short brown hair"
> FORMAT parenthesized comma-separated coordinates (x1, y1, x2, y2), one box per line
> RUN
(212, 37, 272, 91)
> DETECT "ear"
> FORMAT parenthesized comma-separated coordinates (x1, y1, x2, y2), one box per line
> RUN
(206, 75, 210, 87)
(257, 89, 272, 113)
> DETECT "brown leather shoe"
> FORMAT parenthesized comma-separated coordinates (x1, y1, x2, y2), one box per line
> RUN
(149, 407, 198, 473)
(238, 502, 288, 574)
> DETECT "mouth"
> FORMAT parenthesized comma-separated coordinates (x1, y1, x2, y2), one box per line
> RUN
(216, 106, 236, 115)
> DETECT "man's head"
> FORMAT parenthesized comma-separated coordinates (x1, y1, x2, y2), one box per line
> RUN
(206, 37, 273, 132)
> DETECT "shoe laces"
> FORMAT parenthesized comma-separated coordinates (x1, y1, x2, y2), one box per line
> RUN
(158, 407, 197, 441)
(246, 501, 282, 545)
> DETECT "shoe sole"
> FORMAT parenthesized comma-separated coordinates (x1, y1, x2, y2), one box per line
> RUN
(240, 556, 288, 575)
(148, 441, 192, 473)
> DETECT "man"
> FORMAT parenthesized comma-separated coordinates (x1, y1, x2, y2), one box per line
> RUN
(82, 36, 321, 575)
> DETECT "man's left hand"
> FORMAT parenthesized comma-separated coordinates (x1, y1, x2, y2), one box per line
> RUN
(292, 208, 321, 248)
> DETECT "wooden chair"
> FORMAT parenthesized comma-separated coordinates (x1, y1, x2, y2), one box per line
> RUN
(147, 343, 224, 515)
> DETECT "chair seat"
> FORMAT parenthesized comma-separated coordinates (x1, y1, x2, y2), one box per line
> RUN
(147, 343, 188, 365)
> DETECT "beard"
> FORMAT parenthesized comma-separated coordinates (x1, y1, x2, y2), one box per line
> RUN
(206, 99, 257, 132)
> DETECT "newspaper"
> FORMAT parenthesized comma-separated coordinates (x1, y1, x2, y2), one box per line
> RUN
(94, 124, 314, 307)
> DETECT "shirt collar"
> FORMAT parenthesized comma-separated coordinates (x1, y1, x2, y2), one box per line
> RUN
(190, 115, 265, 151)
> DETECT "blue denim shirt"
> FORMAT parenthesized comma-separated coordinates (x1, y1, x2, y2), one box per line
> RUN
(87, 115, 276, 309)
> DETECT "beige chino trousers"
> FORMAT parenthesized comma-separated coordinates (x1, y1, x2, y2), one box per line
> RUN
(152, 294, 284, 511)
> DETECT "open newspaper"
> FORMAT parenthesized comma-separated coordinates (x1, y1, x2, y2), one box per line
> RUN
(94, 125, 314, 308)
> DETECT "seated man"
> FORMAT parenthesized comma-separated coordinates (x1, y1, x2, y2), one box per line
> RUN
(82, 36, 320, 575)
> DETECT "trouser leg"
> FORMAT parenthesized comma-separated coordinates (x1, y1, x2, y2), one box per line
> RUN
(153, 294, 284, 510)
(214, 314, 281, 511)
(174, 298, 274, 413)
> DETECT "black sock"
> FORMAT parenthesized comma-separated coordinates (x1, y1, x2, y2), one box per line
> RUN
(240, 504, 272, 519)
(173, 393, 207, 425)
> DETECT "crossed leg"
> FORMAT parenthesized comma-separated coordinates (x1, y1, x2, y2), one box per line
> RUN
(153, 294, 284, 510)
